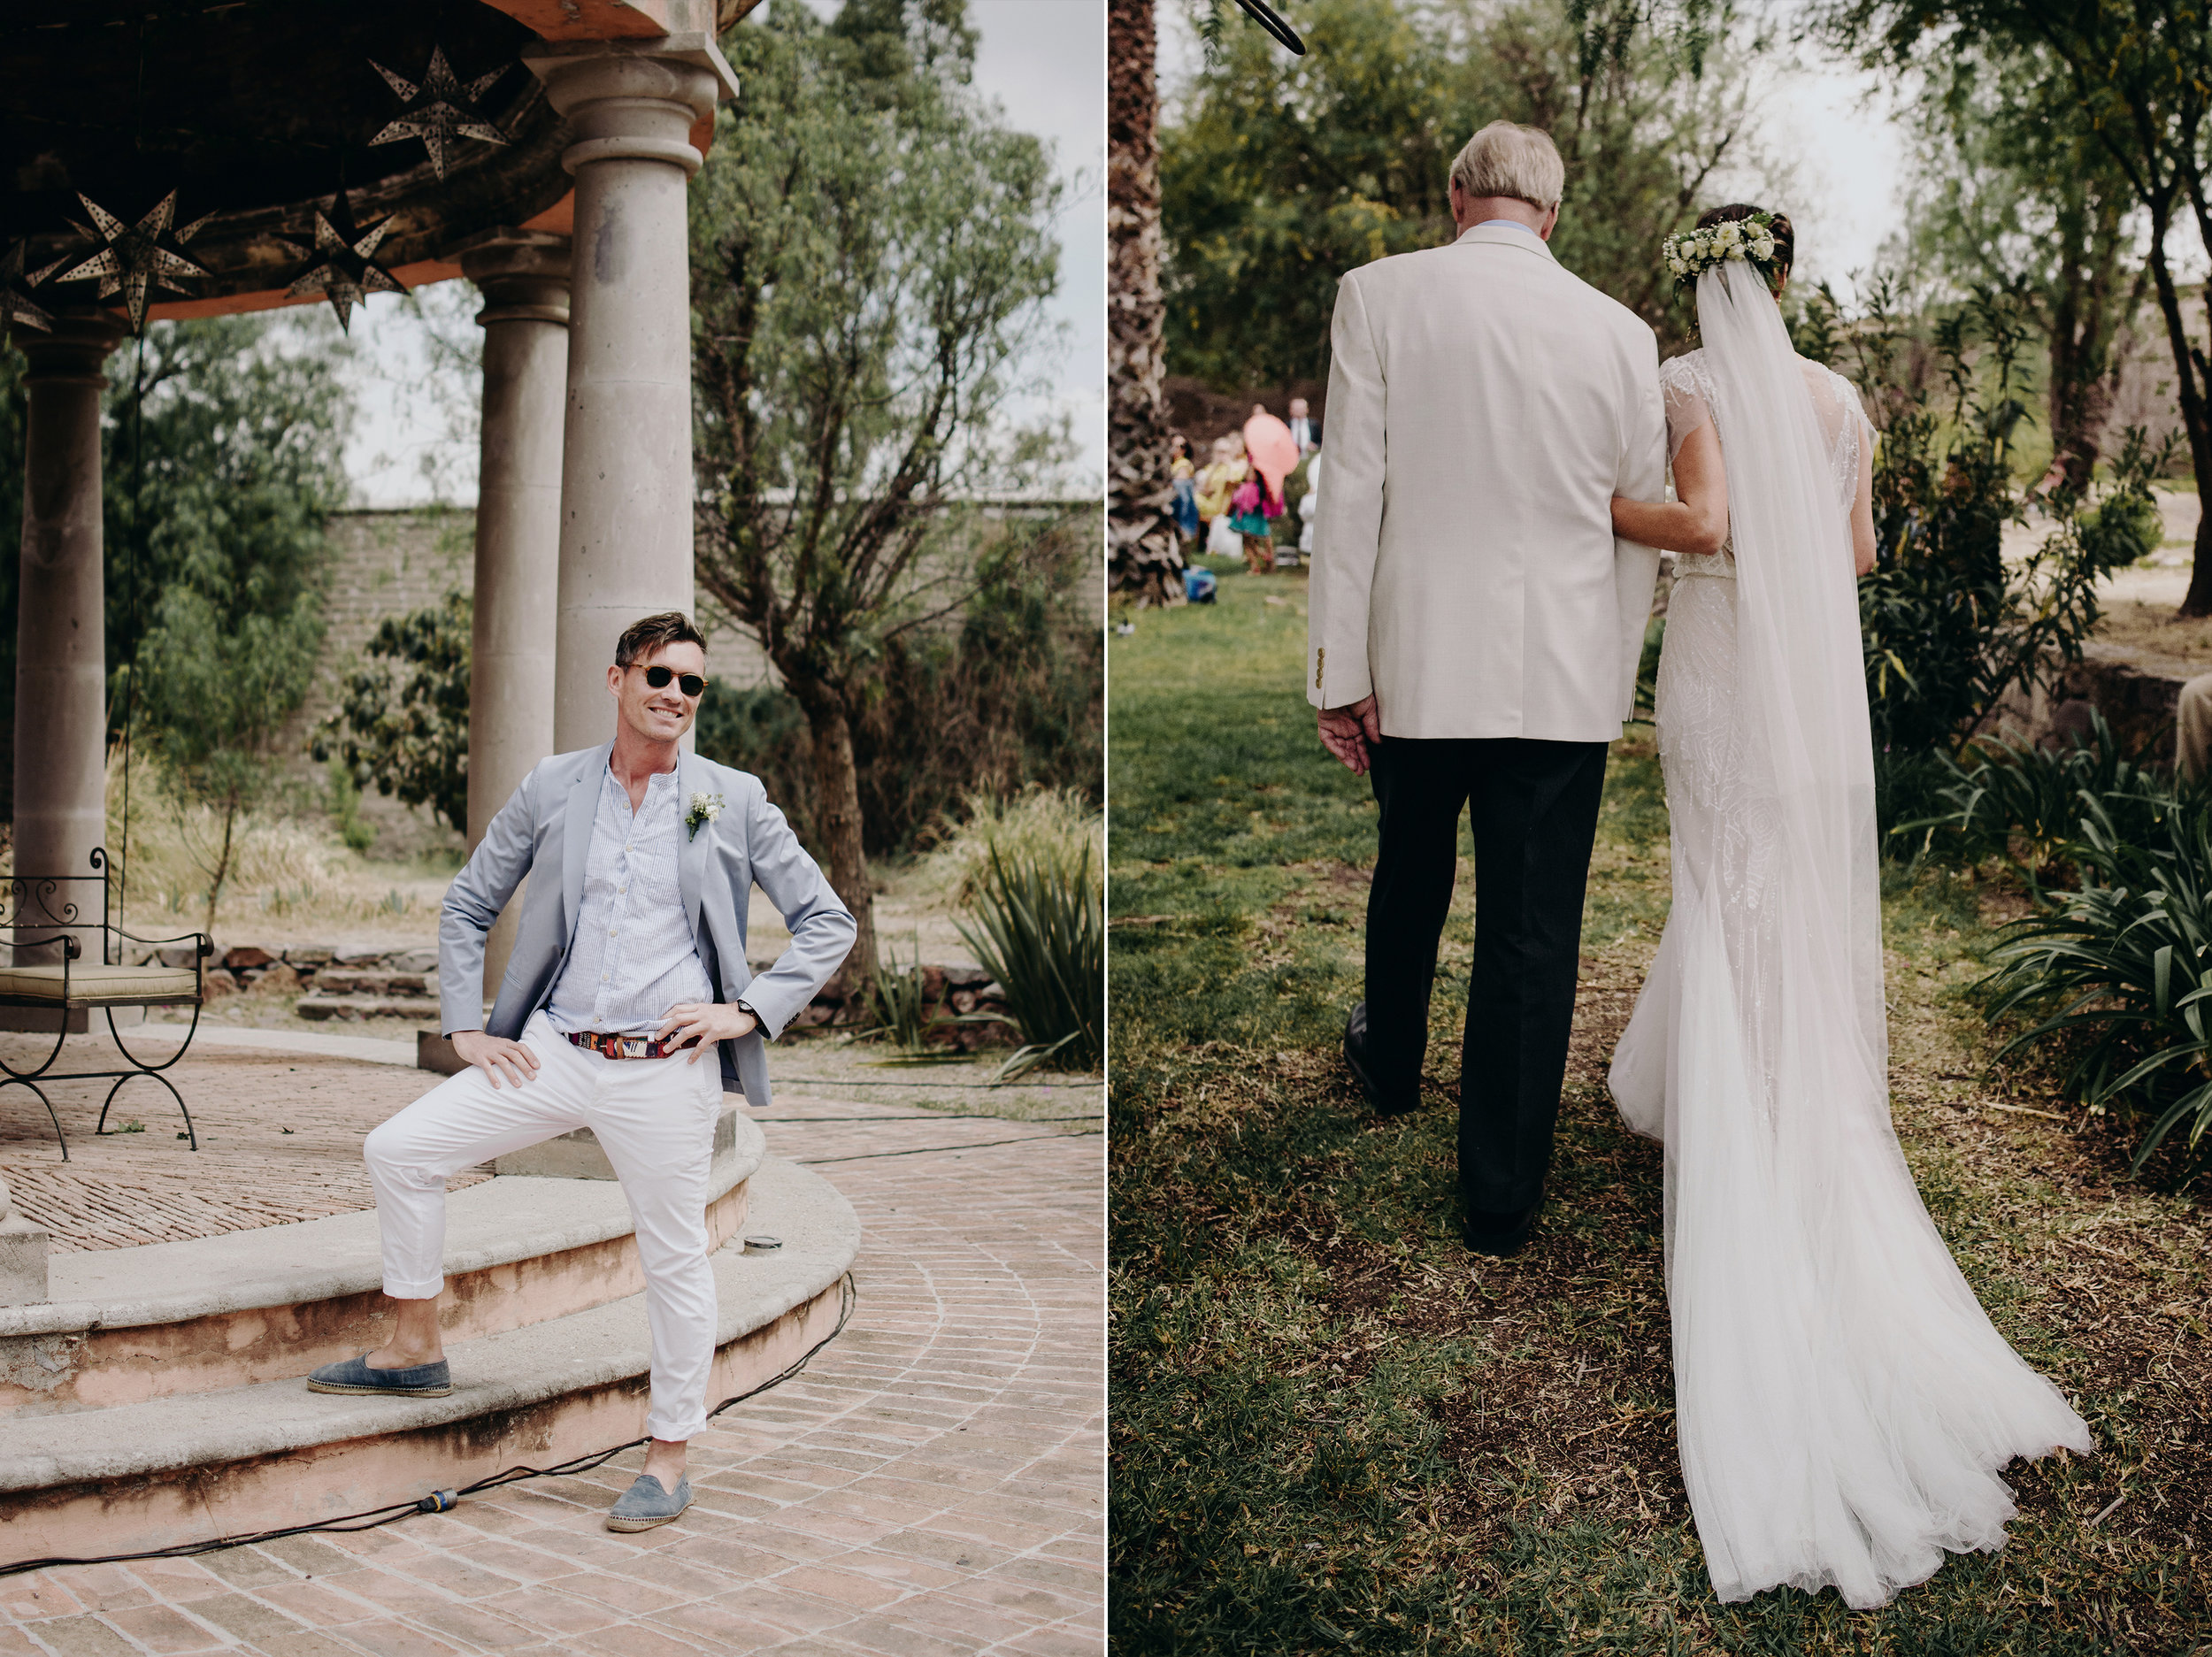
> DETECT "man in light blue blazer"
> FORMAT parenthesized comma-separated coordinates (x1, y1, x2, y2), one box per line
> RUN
(307, 611, 856, 1533)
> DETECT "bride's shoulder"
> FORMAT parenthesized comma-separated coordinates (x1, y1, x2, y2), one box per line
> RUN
(1796, 353, 1862, 396)
(1659, 348, 1710, 384)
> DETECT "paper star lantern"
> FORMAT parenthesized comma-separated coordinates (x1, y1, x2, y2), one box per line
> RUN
(367, 46, 511, 180)
(284, 196, 407, 333)
(0, 241, 59, 335)
(52, 191, 213, 334)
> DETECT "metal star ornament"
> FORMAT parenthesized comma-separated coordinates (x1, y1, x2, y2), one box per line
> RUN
(284, 196, 406, 333)
(0, 241, 59, 335)
(367, 47, 511, 180)
(53, 191, 214, 334)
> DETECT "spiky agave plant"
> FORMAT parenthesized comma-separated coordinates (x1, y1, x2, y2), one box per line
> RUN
(956, 844, 1103, 1078)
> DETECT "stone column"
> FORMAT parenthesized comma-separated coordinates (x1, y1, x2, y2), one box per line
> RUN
(14, 311, 130, 962)
(524, 33, 738, 749)
(457, 230, 572, 999)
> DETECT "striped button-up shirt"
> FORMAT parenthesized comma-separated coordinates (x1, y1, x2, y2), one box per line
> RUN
(545, 764, 714, 1037)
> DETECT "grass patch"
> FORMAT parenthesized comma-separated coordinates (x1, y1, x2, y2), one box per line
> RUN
(1109, 570, 2212, 1653)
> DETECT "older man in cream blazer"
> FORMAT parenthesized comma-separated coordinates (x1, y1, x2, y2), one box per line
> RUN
(1308, 120, 1667, 1258)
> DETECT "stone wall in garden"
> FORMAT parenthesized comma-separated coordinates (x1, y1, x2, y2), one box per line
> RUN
(151, 940, 1015, 1047)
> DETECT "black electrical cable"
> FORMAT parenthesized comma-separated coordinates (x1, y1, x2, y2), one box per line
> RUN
(0, 1272, 857, 1578)
(774, 1078, 1100, 1090)
(799, 1131, 1102, 1165)
(757, 1112, 1102, 1124)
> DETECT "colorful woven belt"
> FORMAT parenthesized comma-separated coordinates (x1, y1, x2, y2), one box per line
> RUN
(564, 1029, 695, 1061)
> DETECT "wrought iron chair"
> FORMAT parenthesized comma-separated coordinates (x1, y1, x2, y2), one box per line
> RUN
(0, 849, 212, 1158)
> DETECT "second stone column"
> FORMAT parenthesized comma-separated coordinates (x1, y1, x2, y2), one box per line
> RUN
(457, 228, 571, 999)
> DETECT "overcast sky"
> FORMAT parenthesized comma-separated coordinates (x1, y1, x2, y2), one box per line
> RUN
(337, 0, 1104, 508)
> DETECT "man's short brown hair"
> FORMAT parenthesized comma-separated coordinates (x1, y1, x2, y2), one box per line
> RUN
(614, 611, 705, 669)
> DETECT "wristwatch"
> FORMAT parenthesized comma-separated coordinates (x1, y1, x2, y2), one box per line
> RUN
(735, 997, 759, 1024)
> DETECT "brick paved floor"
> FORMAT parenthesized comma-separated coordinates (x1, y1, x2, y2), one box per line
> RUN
(0, 1035, 479, 1251)
(2, 1094, 1105, 1655)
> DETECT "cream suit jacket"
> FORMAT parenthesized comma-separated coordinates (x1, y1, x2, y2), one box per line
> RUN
(1305, 224, 1668, 740)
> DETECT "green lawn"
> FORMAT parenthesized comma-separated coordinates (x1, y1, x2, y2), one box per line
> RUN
(1107, 565, 2212, 1655)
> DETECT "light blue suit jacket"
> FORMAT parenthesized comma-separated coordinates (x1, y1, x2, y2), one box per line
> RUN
(438, 744, 857, 1103)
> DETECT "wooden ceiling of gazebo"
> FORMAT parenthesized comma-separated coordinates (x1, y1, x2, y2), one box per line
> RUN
(0, 0, 754, 320)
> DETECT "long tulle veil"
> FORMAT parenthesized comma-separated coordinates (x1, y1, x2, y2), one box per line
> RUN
(1609, 262, 2092, 1607)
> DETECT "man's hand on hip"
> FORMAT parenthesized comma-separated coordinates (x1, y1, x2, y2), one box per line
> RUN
(657, 1001, 759, 1062)
(1318, 694, 1383, 775)
(451, 1029, 540, 1089)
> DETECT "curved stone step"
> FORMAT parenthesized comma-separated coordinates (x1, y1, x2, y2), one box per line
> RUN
(296, 994, 443, 1022)
(0, 1155, 856, 1566)
(0, 1112, 764, 1415)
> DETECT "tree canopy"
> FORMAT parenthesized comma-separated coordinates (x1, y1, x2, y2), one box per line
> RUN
(691, 0, 1067, 980)
(1160, 0, 1764, 388)
(0, 315, 349, 850)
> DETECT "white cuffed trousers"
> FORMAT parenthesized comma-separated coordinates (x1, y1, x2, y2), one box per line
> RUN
(363, 1009, 726, 1442)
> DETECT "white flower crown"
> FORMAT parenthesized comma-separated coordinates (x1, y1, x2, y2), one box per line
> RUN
(1663, 211, 1784, 288)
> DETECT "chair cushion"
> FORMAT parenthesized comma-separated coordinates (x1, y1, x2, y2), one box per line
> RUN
(0, 964, 202, 1003)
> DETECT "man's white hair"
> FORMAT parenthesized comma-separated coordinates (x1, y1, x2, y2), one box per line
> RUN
(1449, 120, 1565, 211)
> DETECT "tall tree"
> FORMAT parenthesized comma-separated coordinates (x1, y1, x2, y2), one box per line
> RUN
(690, 0, 1064, 985)
(1891, 46, 2147, 490)
(119, 316, 349, 925)
(0, 316, 347, 871)
(1822, 0, 2212, 611)
(1109, 0, 1183, 608)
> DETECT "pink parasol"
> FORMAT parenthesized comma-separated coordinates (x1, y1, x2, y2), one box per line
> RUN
(1243, 411, 1299, 499)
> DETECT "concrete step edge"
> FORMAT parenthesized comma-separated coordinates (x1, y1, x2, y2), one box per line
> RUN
(0, 1155, 856, 1492)
(4, 1114, 767, 1339)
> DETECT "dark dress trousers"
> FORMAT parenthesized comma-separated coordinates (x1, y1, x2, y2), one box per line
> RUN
(1365, 734, 1609, 1212)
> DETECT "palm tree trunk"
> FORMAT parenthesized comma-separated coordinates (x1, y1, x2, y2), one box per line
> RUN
(1108, 0, 1185, 609)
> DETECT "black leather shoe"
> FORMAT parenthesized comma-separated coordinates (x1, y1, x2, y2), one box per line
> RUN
(1462, 1185, 1545, 1258)
(1344, 1002, 1422, 1116)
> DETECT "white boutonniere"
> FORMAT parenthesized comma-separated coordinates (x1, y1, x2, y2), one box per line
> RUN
(684, 791, 724, 840)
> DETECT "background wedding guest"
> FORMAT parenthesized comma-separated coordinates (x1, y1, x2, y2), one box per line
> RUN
(1169, 433, 1201, 548)
(1295, 444, 1322, 562)
(1200, 433, 1251, 562)
(1244, 406, 1300, 573)
(1289, 396, 1321, 454)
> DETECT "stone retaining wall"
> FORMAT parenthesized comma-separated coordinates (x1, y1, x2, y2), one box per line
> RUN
(1983, 640, 2208, 763)
(150, 941, 1017, 1047)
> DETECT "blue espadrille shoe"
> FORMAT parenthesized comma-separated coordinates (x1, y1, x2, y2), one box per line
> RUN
(306, 1351, 452, 1398)
(605, 1473, 692, 1532)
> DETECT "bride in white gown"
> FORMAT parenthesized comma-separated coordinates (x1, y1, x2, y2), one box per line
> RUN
(1605, 206, 2093, 1609)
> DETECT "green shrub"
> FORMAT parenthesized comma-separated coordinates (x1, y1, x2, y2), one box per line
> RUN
(1815, 283, 2167, 757)
(313, 590, 472, 835)
(1981, 792, 2212, 1170)
(1892, 713, 2194, 878)
(956, 844, 1103, 1077)
(866, 936, 942, 1053)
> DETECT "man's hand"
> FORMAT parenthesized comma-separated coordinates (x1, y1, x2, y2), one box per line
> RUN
(1318, 694, 1383, 775)
(656, 1001, 760, 1062)
(451, 1029, 540, 1090)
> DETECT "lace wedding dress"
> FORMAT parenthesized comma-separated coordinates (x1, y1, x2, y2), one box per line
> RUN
(1608, 266, 2093, 1609)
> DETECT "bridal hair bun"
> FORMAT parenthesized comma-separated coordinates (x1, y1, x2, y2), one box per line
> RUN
(1663, 204, 1793, 293)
